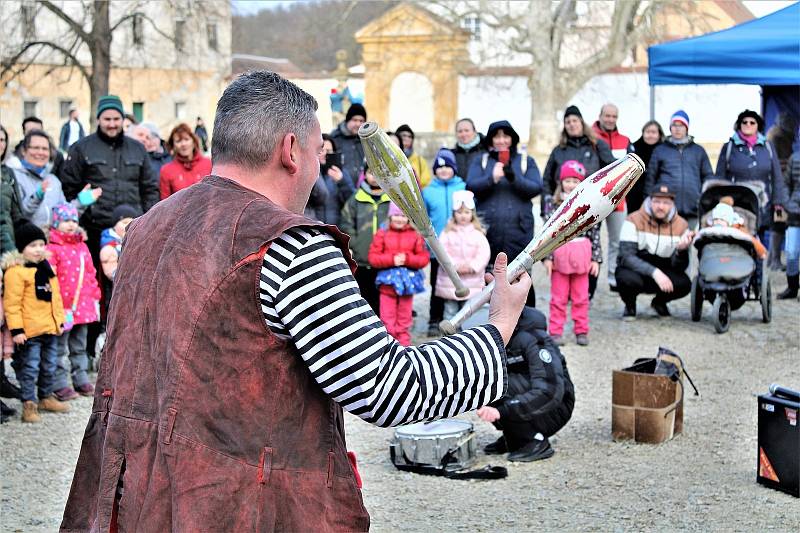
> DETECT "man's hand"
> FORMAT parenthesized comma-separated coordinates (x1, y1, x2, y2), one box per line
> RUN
(393, 253, 406, 266)
(327, 165, 343, 183)
(12, 333, 27, 345)
(653, 269, 673, 293)
(488, 253, 531, 345)
(476, 406, 501, 423)
(590, 261, 600, 277)
(676, 230, 695, 251)
(492, 162, 504, 183)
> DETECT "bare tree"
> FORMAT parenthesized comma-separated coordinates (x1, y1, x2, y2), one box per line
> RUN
(433, 0, 676, 153)
(0, 1, 177, 127)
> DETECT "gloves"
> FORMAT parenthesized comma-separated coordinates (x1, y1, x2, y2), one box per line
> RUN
(78, 189, 97, 206)
(503, 163, 515, 182)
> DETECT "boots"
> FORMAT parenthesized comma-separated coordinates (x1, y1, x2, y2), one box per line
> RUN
(22, 400, 41, 423)
(777, 274, 799, 300)
(39, 395, 70, 413)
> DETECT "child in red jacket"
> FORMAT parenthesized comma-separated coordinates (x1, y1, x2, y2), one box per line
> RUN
(368, 203, 430, 345)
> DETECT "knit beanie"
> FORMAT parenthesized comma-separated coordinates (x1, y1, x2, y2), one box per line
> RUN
(346, 103, 367, 122)
(112, 204, 141, 224)
(96, 95, 125, 119)
(51, 202, 79, 228)
(432, 148, 457, 173)
(14, 220, 47, 252)
(711, 202, 736, 225)
(559, 160, 587, 181)
(564, 105, 582, 120)
(670, 110, 690, 129)
(387, 202, 404, 218)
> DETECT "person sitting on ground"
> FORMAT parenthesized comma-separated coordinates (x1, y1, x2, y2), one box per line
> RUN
(477, 306, 574, 462)
(616, 184, 693, 320)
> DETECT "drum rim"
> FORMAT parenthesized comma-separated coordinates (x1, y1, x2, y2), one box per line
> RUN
(395, 419, 473, 437)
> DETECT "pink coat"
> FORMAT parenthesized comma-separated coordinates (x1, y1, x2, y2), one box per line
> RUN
(47, 229, 101, 325)
(435, 224, 491, 300)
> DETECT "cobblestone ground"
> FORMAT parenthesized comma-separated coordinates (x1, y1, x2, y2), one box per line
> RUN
(2, 251, 799, 532)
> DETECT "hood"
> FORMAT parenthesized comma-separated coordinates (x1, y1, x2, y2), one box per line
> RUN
(665, 135, 695, 147)
(514, 306, 547, 335)
(484, 120, 520, 150)
(100, 227, 123, 249)
(731, 131, 767, 146)
(49, 228, 85, 246)
(1, 250, 25, 271)
(642, 197, 677, 224)
(335, 121, 357, 139)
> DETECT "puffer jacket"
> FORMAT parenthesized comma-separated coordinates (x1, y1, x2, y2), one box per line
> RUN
(422, 175, 466, 236)
(542, 136, 614, 197)
(47, 229, 101, 325)
(367, 225, 429, 295)
(339, 182, 390, 266)
(617, 198, 690, 277)
(1, 165, 23, 253)
(435, 223, 490, 300)
(492, 307, 574, 434)
(61, 131, 158, 229)
(329, 122, 365, 185)
(715, 132, 787, 227)
(784, 151, 800, 226)
(2, 251, 64, 337)
(644, 137, 714, 218)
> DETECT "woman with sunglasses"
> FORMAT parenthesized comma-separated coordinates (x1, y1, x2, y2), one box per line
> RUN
(715, 110, 788, 234)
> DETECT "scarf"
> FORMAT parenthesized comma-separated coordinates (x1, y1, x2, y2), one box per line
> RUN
(21, 159, 47, 176)
(670, 135, 691, 145)
(175, 150, 200, 170)
(457, 135, 481, 151)
(97, 127, 124, 147)
(737, 131, 758, 149)
(25, 259, 56, 301)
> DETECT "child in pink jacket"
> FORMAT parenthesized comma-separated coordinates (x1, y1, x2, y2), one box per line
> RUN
(47, 203, 101, 399)
(435, 190, 491, 322)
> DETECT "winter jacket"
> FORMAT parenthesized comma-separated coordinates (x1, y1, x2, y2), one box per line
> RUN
(715, 132, 787, 227)
(304, 175, 329, 220)
(47, 229, 101, 325)
(407, 152, 432, 189)
(592, 122, 632, 213)
(316, 170, 355, 226)
(13, 166, 81, 228)
(543, 136, 614, 197)
(61, 130, 158, 229)
(492, 307, 574, 432)
(159, 153, 212, 199)
(339, 183, 391, 266)
(147, 150, 173, 188)
(59, 119, 85, 151)
(452, 134, 486, 180)
(617, 198, 690, 277)
(784, 151, 800, 226)
(422, 176, 467, 236)
(644, 137, 714, 218)
(1, 165, 23, 253)
(2, 252, 64, 338)
(435, 224, 490, 300)
(628, 139, 662, 213)
(368, 225, 429, 295)
(330, 122, 365, 185)
(466, 150, 542, 261)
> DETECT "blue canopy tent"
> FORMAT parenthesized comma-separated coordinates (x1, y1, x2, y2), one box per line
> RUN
(648, 2, 800, 136)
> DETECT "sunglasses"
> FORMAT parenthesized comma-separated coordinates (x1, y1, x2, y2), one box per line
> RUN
(741, 119, 758, 125)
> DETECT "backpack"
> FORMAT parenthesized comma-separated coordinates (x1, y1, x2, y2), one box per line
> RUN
(725, 138, 774, 173)
(481, 149, 529, 174)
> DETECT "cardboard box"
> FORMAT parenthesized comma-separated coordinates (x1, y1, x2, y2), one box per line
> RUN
(612, 365, 683, 444)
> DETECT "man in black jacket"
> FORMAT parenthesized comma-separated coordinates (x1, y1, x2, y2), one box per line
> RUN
(476, 306, 575, 462)
(61, 95, 158, 259)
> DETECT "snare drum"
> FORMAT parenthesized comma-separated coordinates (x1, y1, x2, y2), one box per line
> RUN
(390, 419, 476, 472)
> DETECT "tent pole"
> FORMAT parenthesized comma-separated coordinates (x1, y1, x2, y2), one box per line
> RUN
(650, 85, 655, 120)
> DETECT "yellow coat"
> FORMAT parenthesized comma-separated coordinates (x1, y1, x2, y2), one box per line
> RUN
(2, 251, 64, 338)
(408, 152, 432, 189)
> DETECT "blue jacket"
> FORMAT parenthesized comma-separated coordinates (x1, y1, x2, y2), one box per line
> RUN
(715, 132, 787, 226)
(422, 175, 466, 236)
(644, 137, 714, 218)
(316, 170, 355, 226)
(466, 151, 542, 260)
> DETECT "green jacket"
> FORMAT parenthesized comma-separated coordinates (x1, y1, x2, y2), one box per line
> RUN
(339, 184, 390, 266)
(1, 165, 23, 253)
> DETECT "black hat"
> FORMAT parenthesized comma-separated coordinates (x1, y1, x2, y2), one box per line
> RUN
(564, 105, 582, 120)
(735, 109, 764, 133)
(395, 124, 414, 138)
(14, 220, 46, 252)
(346, 103, 367, 122)
(649, 183, 676, 199)
(112, 204, 141, 224)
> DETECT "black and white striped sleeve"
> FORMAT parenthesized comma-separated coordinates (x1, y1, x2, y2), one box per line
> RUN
(259, 226, 507, 428)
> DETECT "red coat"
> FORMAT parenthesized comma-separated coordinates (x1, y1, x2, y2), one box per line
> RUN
(159, 152, 212, 199)
(368, 225, 429, 294)
(592, 121, 631, 212)
(47, 229, 101, 325)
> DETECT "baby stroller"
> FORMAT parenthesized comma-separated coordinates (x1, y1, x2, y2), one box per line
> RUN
(690, 181, 772, 333)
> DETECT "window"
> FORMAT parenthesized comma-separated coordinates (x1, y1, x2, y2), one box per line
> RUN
(461, 15, 481, 41)
(174, 101, 186, 119)
(174, 20, 185, 51)
(132, 102, 144, 123)
(23, 100, 38, 117)
(207, 23, 218, 51)
(60, 100, 73, 119)
(132, 14, 143, 47)
(22, 3, 36, 40)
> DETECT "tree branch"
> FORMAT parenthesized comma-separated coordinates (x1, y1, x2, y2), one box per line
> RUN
(40, 0, 92, 44)
(1, 40, 90, 84)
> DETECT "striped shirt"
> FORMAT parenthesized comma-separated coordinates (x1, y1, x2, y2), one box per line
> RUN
(259, 226, 507, 428)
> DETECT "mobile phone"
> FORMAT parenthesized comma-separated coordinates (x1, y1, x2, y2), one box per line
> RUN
(326, 152, 343, 169)
(497, 150, 510, 165)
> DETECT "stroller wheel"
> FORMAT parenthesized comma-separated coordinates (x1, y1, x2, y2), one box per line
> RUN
(690, 275, 702, 322)
(712, 294, 730, 334)
(761, 277, 772, 323)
